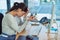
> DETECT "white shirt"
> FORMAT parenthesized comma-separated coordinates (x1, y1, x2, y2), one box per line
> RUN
(2, 13, 28, 35)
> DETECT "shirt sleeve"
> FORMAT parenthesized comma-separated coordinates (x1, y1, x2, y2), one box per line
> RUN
(7, 15, 28, 33)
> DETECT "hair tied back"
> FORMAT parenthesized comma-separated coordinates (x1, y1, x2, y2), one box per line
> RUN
(14, 2, 19, 7)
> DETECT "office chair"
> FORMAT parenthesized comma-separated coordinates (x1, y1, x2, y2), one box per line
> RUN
(0, 13, 4, 34)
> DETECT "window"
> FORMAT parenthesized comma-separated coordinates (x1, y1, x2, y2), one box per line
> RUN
(28, 0, 60, 15)
(28, 0, 40, 13)
(28, 0, 60, 20)
(0, 0, 7, 15)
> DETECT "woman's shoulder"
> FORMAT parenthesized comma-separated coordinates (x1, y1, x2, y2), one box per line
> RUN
(2, 13, 15, 22)
(4, 13, 13, 18)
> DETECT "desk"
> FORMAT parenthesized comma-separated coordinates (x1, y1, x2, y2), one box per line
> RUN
(16, 22, 41, 40)
(16, 22, 59, 40)
(16, 22, 45, 40)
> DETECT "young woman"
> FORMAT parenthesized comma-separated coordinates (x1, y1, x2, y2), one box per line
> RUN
(1, 2, 35, 40)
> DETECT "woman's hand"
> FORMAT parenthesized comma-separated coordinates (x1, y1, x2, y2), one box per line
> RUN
(15, 29, 26, 40)
(27, 16, 36, 21)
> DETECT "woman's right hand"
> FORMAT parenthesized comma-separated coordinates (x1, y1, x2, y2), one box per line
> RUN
(27, 16, 36, 21)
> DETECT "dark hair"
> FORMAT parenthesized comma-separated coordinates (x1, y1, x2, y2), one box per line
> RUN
(8, 2, 28, 13)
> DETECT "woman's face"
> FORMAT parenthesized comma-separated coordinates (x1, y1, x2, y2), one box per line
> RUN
(16, 9, 26, 17)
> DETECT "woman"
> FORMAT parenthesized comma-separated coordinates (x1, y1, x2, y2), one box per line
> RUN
(1, 2, 35, 40)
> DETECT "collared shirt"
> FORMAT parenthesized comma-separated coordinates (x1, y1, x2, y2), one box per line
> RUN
(2, 13, 28, 35)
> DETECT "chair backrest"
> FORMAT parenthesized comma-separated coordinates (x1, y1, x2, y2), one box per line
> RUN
(0, 13, 4, 34)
